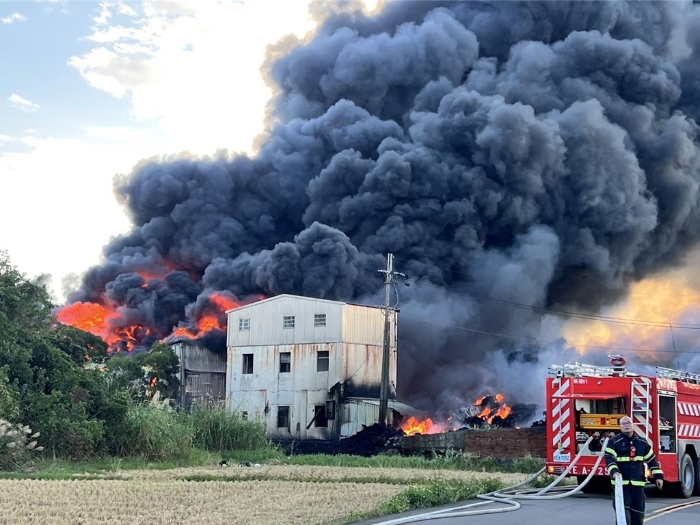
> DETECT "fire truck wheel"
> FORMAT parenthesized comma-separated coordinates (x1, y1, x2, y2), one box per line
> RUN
(695, 457, 700, 496)
(676, 453, 695, 499)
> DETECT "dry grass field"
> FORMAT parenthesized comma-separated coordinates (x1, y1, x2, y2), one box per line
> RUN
(0, 466, 529, 525)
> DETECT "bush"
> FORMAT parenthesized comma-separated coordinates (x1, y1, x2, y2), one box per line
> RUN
(187, 405, 269, 452)
(0, 419, 43, 471)
(108, 397, 193, 461)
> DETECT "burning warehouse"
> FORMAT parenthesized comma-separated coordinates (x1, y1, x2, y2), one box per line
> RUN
(170, 340, 227, 410)
(225, 294, 422, 439)
(54, 0, 700, 430)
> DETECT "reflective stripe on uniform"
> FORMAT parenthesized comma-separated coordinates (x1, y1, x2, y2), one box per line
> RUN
(614, 456, 645, 462)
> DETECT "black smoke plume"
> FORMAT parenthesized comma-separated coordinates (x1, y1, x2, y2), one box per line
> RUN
(65, 1, 700, 414)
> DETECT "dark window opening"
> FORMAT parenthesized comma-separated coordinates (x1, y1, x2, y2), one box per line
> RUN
(314, 313, 326, 327)
(283, 315, 295, 329)
(314, 405, 328, 427)
(317, 350, 329, 372)
(279, 352, 291, 373)
(277, 406, 290, 428)
(242, 354, 254, 374)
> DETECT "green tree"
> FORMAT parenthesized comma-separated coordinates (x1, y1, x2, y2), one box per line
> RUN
(0, 252, 130, 459)
(106, 342, 180, 401)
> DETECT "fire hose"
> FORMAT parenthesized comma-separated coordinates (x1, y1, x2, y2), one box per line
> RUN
(371, 436, 611, 525)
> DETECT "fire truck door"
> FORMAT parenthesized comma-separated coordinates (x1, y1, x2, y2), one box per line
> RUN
(658, 393, 677, 453)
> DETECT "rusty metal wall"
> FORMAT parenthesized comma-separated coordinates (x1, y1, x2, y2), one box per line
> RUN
(339, 399, 379, 438)
(227, 295, 344, 347)
(185, 372, 226, 408)
(227, 341, 394, 439)
(171, 342, 226, 373)
(225, 295, 397, 439)
(341, 304, 395, 346)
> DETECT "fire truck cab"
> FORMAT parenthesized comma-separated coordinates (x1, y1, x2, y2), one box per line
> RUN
(545, 356, 700, 498)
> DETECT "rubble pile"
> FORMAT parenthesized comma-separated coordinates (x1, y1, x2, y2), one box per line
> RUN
(461, 403, 538, 429)
(338, 424, 406, 456)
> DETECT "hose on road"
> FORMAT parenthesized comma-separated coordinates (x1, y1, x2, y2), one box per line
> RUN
(370, 436, 610, 525)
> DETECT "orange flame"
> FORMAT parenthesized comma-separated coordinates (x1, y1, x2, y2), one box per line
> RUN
(167, 292, 260, 342)
(56, 302, 149, 352)
(474, 393, 512, 425)
(400, 416, 451, 436)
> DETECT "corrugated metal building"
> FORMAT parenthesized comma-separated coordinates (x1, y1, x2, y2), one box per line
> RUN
(170, 340, 227, 409)
(226, 294, 403, 439)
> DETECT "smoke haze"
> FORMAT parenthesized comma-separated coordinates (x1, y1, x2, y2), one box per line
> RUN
(65, 1, 700, 413)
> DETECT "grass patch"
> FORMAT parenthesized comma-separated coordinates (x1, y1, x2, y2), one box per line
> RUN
(339, 477, 507, 524)
(178, 472, 441, 485)
(283, 451, 544, 473)
(187, 405, 269, 452)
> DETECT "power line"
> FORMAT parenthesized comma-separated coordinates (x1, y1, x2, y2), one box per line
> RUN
(401, 314, 700, 355)
(410, 278, 700, 330)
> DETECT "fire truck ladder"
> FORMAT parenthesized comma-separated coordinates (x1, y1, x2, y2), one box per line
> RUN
(371, 436, 611, 525)
(656, 366, 700, 385)
(631, 377, 652, 441)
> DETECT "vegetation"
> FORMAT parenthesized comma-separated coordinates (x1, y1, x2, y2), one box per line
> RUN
(0, 251, 551, 524)
(0, 251, 273, 467)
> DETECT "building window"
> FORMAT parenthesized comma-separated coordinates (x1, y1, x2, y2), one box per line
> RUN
(242, 354, 254, 374)
(239, 318, 250, 331)
(279, 352, 291, 373)
(314, 405, 328, 427)
(314, 313, 326, 327)
(283, 315, 295, 329)
(317, 350, 329, 372)
(277, 406, 290, 428)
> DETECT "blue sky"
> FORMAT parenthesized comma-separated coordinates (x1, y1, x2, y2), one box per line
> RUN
(0, 1, 132, 141)
(0, 0, 321, 302)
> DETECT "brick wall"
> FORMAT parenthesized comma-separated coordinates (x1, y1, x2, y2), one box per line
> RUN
(464, 428, 546, 458)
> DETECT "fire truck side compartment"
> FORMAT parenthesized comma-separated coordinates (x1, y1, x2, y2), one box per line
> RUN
(546, 362, 700, 495)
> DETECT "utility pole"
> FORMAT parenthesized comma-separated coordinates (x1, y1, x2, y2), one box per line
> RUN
(378, 253, 404, 426)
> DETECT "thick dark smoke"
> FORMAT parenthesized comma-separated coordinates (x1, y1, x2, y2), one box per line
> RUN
(66, 1, 700, 414)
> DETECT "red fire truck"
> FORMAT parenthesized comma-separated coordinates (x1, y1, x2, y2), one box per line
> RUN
(545, 356, 700, 498)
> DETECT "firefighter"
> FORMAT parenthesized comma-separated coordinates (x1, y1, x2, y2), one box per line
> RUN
(604, 415, 664, 525)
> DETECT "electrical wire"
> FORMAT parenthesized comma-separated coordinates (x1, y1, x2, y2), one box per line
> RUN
(403, 275, 700, 330)
(400, 314, 700, 355)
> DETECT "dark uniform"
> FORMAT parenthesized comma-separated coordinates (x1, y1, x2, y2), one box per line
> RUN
(604, 433, 663, 525)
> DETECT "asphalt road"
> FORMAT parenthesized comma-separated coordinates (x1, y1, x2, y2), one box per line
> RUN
(353, 491, 700, 525)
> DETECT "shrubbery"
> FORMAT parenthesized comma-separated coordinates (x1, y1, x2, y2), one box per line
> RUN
(188, 405, 268, 452)
(0, 419, 43, 471)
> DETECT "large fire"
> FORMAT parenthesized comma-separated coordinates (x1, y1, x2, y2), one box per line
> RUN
(400, 416, 452, 436)
(169, 292, 246, 340)
(55, 268, 260, 352)
(561, 273, 700, 359)
(400, 393, 513, 435)
(475, 393, 513, 424)
(55, 301, 153, 352)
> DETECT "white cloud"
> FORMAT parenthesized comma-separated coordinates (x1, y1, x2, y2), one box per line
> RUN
(0, 128, 166, 301)
(2, 13, 27, 24)
(8, 93, 40, 112)
(0, 134, 12, 143)
(69, 0, 317, 155)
